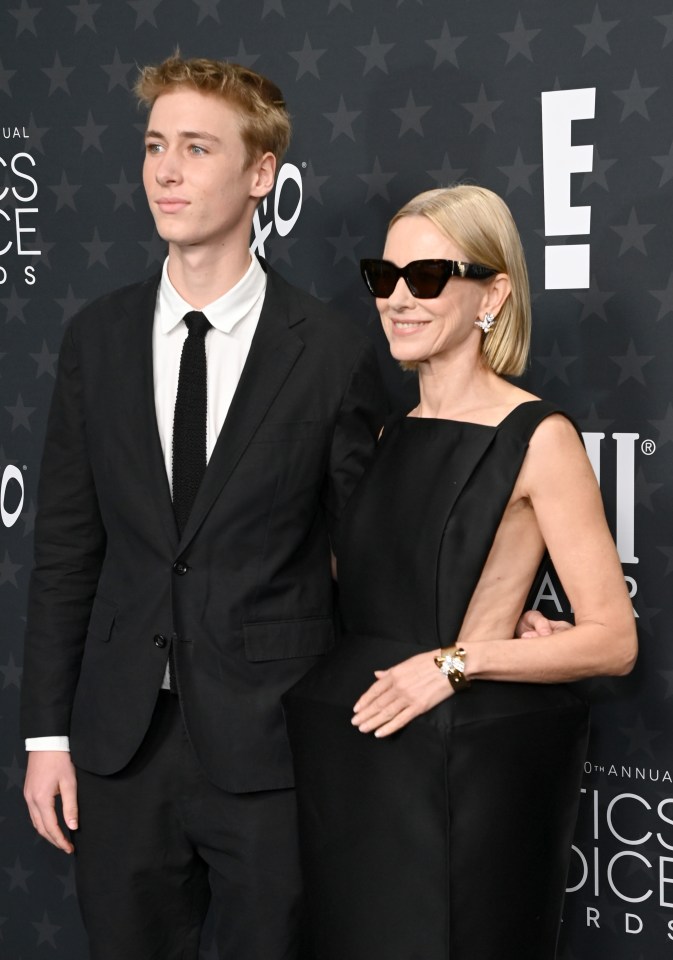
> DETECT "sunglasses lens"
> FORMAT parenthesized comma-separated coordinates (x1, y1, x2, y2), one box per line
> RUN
(406, 261, 450, 298)
(361, 260, 397, 297)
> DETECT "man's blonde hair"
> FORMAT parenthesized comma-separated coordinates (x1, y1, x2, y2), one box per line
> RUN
(389, 185, 531, 376)
(134, 53, 291, 167)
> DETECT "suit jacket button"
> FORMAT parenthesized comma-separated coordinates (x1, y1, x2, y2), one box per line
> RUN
(153, 634, 167, 648)
(173, 560, 188, 575)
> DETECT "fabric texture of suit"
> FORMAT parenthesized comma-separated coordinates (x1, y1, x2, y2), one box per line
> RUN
(21, 258, 387, 794)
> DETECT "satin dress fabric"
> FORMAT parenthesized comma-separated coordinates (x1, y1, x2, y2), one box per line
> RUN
(284, 401, 590, 960)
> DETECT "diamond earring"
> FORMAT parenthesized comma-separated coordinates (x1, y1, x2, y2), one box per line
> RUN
(475, 312, 495, 333)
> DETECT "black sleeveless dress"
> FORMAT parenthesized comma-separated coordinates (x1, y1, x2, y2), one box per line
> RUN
(283, 401, 589, 960)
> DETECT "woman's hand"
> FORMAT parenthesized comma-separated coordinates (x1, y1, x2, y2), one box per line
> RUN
(352, 651, 453, 738)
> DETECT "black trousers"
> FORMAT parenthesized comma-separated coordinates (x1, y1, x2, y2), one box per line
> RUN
(73, 692, 306, 960)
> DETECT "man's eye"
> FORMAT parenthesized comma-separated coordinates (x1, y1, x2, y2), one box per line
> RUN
(190, 145, 206, 155)
(146, 143, 163, 154)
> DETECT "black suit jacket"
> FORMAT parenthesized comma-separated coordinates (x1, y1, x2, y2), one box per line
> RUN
(21, 260, 387, 792)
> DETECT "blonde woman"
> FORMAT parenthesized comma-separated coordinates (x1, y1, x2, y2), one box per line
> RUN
(285, 185, 636, 960)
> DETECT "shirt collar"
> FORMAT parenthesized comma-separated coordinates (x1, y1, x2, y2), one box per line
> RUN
(158, 255, 266, 335)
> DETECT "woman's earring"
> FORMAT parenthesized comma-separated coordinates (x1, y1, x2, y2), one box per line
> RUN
(475, 312, 495, 334)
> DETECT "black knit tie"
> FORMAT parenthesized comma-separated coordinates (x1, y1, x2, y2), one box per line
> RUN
(172, 311, 212, 535)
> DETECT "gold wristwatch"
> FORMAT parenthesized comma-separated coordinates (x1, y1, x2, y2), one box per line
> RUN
(434, 645, 470, 691)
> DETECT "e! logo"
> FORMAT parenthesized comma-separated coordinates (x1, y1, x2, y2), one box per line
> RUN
(541, 88, 596, 289)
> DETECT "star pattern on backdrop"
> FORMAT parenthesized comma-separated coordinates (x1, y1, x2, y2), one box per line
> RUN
(1, 6, 672, 958)
(499, 13, 540, 63)
(426, 22, 465, 68)
(391, 91, 430, 136)
(289, 34, 326, 79)
(652, 140, 673, 186)
(613, 70, 658, 121)
(356, 27, 395, 74)
(461, 84, 502, 133)
(609, 340, 654, 385)
(323, 96, 361, 141)
(610, 207, 655, 256)
(575, 5, 619, 55)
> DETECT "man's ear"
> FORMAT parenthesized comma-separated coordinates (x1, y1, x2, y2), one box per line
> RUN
(251, 151, 277, 200)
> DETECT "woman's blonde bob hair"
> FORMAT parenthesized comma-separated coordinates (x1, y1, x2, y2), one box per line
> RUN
(388, 185, 531, 376)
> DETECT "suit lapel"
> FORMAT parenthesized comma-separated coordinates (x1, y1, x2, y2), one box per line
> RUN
(115, 273, 180, 550)
(177, 266, 305, 549)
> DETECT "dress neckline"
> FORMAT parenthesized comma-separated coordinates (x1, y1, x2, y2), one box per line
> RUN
(403, 398, 543, 431)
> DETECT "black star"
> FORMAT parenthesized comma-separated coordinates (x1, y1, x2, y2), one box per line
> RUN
(609, 340, 653, 385)
(635, 466, 662, 512)
(578, 402, 613, 433)
(21, 499, 36, 536)
(570, 275, 615, 322)
(106, 169, 140, 210)
(67, 0, 100, 32)
(1, 754, 24, 789)
(328, 0, 352, 10)
(650, 272, 673, 321)
(575, 5, 619, 55)
(497, 147, 540, 195)
(358, 157, 396, 202)
(224, 40, 259, 68)
(49, 171, 81, 212)
(30, 341, 58, 378)
(655, 12, 673, 47)
(42, 53, 75, 95)
(611, 208, 655, 256)
(657, 546, 673, 578)
(659, 668, 673, 698)
(267, 235, 297, 267)
(427, 152, 467, 186)
(499, 13, 540, 64)
(4, 856, 32, 891)
(128, 0, 164, 28)
(301, 161, 329, 205)
(461, 85, 502, 133)
(1, 287, 29, 324)
(581, 147, 617, 192)
(614, 70, 658, 121)
(326, 221, 363, 265)
(0, 653, 21, 690)
(391, 91, 430, 137)
(649, 404, 673, 446)
(25, 112, 49, 154)
(5, 394, 35, 431)
(652, 140, 673, 187)
(57, 865, 77, 900)
(81, 228, 113, 267)
(426, 22, 465, 69)
(32, 912, 61, 949)
(102, 49, 134, 92)
(192, 0, 221, 23)
(289, 34, 325, 80)
(75, 111, 107, 152)
(138, 231, 167, 268)
(534, 342, 577, 385)
(0, 57, 17, 95)
(56, 285, 87, 325)
(323, 96, 361, 142)
(356, 27, 395, 75)
(8, 0, 40, 37)
(262, 0, 284, 16)
(619, 715, 662, 759)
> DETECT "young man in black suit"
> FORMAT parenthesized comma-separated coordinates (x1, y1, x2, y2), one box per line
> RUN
(21, 54, 386, 960)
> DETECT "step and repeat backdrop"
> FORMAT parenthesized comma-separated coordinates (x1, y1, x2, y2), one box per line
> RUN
(1, 1, 672, 957)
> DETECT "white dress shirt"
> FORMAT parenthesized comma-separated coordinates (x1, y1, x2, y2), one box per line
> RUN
(26, 255, 267, 751)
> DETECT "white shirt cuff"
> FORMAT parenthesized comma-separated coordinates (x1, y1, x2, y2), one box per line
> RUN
(25, 736, 70, 751)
